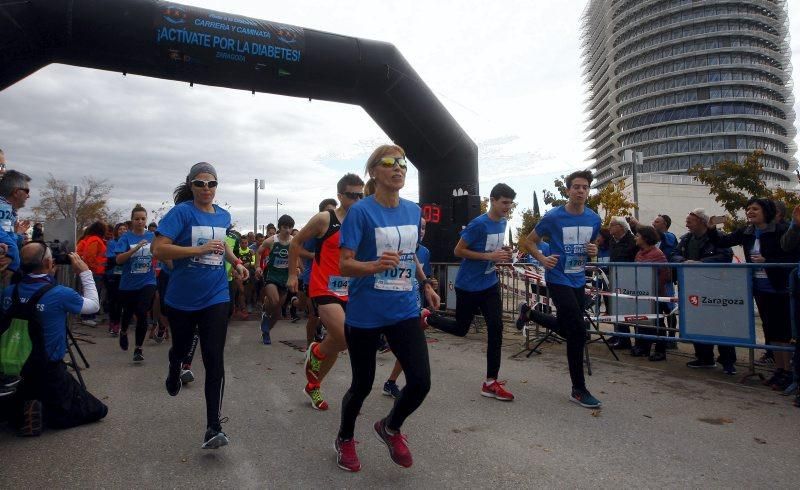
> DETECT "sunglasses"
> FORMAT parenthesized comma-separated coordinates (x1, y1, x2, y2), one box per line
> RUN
(378, 157, 408, 170)
(191, 179, 218, 189)
(342, 191, 364, 200)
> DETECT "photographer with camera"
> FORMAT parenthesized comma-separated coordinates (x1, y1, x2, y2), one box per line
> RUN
(1, 241, 108, 435)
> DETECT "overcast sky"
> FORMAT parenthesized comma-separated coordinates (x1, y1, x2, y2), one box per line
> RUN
(2, 0, 799, 234)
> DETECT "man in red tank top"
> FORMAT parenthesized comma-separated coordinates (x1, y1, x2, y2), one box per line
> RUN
(288, 173, 365, 411)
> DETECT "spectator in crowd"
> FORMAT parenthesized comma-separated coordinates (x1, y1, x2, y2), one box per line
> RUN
(707, 198, 799, 390)
(653, 214, 678, 348)
(607, 216, 638, 349)
(630, 225, 670, 361)
(595, 228, 612, 263)
(266, 223, 276, 238)
(76, 221, 107, 327)
(671, 208, 736, 373)
(148, 222, 158, 233)
(772, 200, 787, 225)
(781, 205, 800, 406)
(0, 169, 32, 247)
(3, 242, 108, 435)
(31, 223, 44, 241)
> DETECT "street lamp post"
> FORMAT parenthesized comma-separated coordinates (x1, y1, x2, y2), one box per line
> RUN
(254, 179, 264, 234)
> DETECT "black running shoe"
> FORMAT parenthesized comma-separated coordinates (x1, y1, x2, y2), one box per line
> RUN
(1, 374, 21, 388)
(165, 363, 182, 396)
(516, 303, 531, 330)
(202, 426, 229, 449)
(180, 368, 195, 384)
(0, 385, 16, 398)
(133, 348, 144, 363)
(119, 331, 129, 351)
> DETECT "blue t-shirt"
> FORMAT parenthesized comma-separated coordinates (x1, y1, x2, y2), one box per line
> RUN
(522, 242, 550, 265)
(115, 230, 157, 290)
(454, 213, 507, 292)
(417, 244, 432, 276)
(658, 231, 678, 259)
(157, 201, 231, 311)
(340, 195, 421, 328)
(534, 205, 601, 288)
(105, 239, 124, 276)
(300, 238, 316, 284)
(0, 228, 20, 272)
(2, 279, 84, 361)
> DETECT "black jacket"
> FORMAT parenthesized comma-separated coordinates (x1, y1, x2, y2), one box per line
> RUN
(709, 222, 799, 292)
(610, 231, 637, 262)
(671, 230, 733, 264)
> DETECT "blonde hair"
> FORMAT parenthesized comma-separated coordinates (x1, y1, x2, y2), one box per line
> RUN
(363, 144, 406, 192)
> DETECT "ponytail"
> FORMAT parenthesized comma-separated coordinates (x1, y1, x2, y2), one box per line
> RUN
(364, 178, 376, 197)
(173, 182, 193, 204)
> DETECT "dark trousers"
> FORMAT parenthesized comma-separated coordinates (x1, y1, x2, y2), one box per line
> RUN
(635, 302, 670, 354)
(104, 276, 122, 324)
(693, 344, 736, 364)
(429, 284, 503, 379)
(167, 302, 229, 429)
(338, 318, 431, 440)
(120, 285, 157, 348)
(548, 283, 588, 390)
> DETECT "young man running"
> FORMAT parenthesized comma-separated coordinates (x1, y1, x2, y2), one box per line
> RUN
(287, 174, 364, 411)
(300, 199, 338, 348)
(428, 183, 516, 401)
(518, 169, 602, 409)
(255, 215, 294, 344)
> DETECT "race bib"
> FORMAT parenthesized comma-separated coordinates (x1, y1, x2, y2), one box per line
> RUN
(130, 243, 152, 274)
(562, 226, 594, 275)
(273, 257, 289, 269)
(190, 226, 226, 267)
(328, 275, 350, 296)
(565, 254, 587, 274)
(484, 232, 504, 274)
(373, 225, 418, 292)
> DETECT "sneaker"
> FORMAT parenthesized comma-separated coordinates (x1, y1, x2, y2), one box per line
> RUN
(373, 418, 413, 468)
(133, 348, 144, 363)
(481, 380, 515, 401)
(202, 426, 229, 449)
(763, 369, 786, 388)
(261, 330, 271, 345)
(570, 388, 602, 408)
(648, 352, 667, 362)
(722, 362, 737, 375)
(304, 342, 323, 384)
(81, 319, 98, 327)
(383, 380, 401, 399)
(165, 363, 182, 396)
(180, 367, 195, 384)
(782, 381, 797, 396)
(754, 352, 775, 367)
(771, 372, 792, 392)
(420, 308, 431, 330)
(111, 323, 120, 336)
(630, 346, 649, 357)
(334, 437, 361, 472)
(0, 385, 15, 398)
(1, 374, 21, 388)
(686, 359, 716, 369)
(516, 302, 530, 330)
(303, 384, 329, 411)
(119, 331, 129, 351)
(18, 400, 42, 437)
(154, 324, 167, 344)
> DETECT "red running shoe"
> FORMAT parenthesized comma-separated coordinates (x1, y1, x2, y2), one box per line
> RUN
(481, 379, 515, 401)
(334, 437, 361, 472)
(373, 418, 413, 468)
(304, 383, 329, 411)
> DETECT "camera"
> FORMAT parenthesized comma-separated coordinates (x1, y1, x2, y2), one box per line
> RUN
(46, 240, 72, 265)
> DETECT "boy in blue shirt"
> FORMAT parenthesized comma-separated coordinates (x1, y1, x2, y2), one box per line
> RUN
(429, 183, 516, 401)
(518, 170, 603, 409)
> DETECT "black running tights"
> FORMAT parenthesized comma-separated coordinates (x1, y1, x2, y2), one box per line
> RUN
(548, 283, 588, 390)
(120, 285, 157, 348)
(338, 318, 431, 440)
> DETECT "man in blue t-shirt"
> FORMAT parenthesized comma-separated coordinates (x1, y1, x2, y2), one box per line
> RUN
(518, 170, 603, 409)
(428, 183, 516, 402)
(1, 241, 108, 432)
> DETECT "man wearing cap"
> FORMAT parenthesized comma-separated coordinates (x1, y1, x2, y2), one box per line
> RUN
(671, 208, 736, 370)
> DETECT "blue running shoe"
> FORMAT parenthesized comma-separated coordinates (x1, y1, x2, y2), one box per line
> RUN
(262, 330, 271, 345)
(382, 380, 401, 399)
(570, 388, 602, 408)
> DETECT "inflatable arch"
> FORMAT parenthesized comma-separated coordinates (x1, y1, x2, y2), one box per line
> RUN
(0, 0, 479, 261)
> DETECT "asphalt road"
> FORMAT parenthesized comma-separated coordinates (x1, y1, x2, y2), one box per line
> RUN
(1, 317, 797, 488)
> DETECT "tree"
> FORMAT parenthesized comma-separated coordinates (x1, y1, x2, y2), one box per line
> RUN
(594, 180, 637, 226)
(31, 174, 123, 231)
(515, 207, 540, 252)
(688, 149, 800, 230)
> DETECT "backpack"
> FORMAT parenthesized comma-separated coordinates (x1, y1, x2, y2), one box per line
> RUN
(0, 283, 57, 376)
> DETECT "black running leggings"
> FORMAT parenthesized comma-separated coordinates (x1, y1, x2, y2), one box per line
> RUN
(167, 302, 229, 429)
(548, 283, 588, 390)
(120, 285, 157, 348)
(427, 284, 504, 379)
(338, 318, 431, 440)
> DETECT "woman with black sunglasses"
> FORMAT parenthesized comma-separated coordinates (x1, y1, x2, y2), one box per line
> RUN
(333, 145, 437, 472)
(151, 162, 249, 450)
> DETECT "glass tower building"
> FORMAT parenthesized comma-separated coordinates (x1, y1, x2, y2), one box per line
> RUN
(581, 0, 797, 188)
